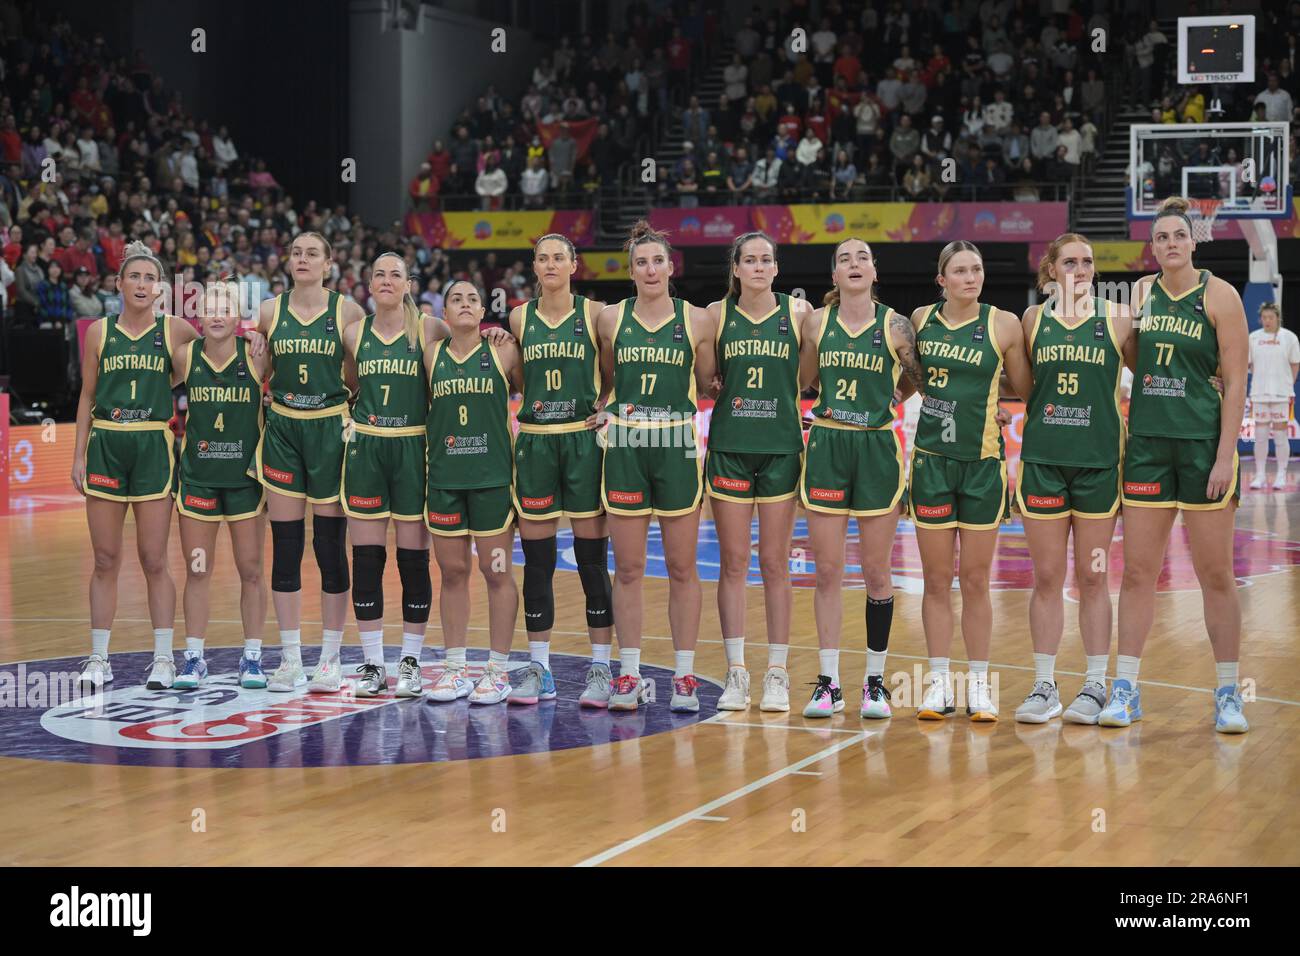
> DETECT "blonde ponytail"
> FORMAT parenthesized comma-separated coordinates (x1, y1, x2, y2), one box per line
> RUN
(402, 291, 421, 349)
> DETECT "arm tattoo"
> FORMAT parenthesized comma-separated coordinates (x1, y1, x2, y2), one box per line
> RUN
(890, 313, 926, 394)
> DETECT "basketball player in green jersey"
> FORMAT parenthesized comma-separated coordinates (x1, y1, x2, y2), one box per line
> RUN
(255, 232, 364, 695)
(73, 242, 202, 690)
(423, 279, 522, 707)
(798, 238, 926, 720)
(1107, 196, 1250, 734)
(706, 231, 815, 714)
(597, 220, 718, 713)
(1014, 234, 1132, 724)
(173, 281, 270, 689)
(908, 240, 1032, 721)
(508, 234, 615, 708)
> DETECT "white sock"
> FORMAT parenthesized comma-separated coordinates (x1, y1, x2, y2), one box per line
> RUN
(1116, 654, 1140, 687)
(929, 657, 950, 679)
(969, 660, 989, 679)
(184, 637, 204, 659)
(1275, 426, 1290, 475)
(723, 636, 745, 667)
(529, 641, 550, 670)
(591, 643, 612, 666)
(620, 647, 641, 678)
(866, 649, 886, 679)
(818, 649, 840, 685)
(675, 650, 695, 678)
(360, 628, 384, 665)
(446, 646, 467, 667)
(1033, 652, 1056, 684)
(153, 628, 173, 658)
(279, 629, 302, 664)
(91, 628, 110, 658)
(321, 628, 343, 660)
(1254, 435, 1269, 477)
(488, 650, 509, 667)
(243, 638, 262, 660)
(400, 631, 423, 661)
(768, 643, 789, 668)
(1215, 661, 1239, 690)
(1085, 654, 1108, 685)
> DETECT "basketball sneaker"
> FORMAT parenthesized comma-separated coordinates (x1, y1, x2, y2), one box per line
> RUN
(760, 666, 791, 711)
(394, 656, 423, 697)
(1214, 687, 1249, 734)
(239, 654, 268, 689)
(1014, 680, 1062, 723)
(1250, 474, 1265, 490)
(508, 661, 557, 705)
(860, 675, 893, 719)
(802, 675, 844, 717)
(78, 654, 113, 689)
(967, 675, 998, 721)
(172, 655, 208, 689)
(1273, 471, 1288, 490)
(608, 673, 654, 711)
(469, 661, 511, 705)
(1098, 679, 1142, 727)
(917, 673, 955, 719)
(716, 666, 750, 710)
(427, 662, 473, 702)
(670, 674, 700, 713)
(1062, 681, 1107, 724)
(145, 655, 176, 690)
(308, 654, 343, 693)
(268, 658, 307, 692)
(580, 662, 613, 708)
(353, 662, 388, 698)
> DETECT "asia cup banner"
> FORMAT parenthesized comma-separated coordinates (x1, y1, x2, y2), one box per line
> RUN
(574, 248, 685, 280)
(650, 202, 1069, 245)
(404, 209, 596, 249)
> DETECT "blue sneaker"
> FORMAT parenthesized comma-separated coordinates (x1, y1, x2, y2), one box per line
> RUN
(1214, 686, 1249, 734)
(508, 661, 558, 705)
(1098, 679, 1142, 727)
(239, 654, 268, 689)
(172, 655, 208, 689)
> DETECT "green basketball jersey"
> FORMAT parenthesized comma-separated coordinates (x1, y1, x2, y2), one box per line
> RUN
(1130, 270, 1223, 439)
(426, 339, 512, 489)
(267, 290, 348, 413)
(710, 293, 802, 453)
(351, 316, 427, 432)
(809, 302, 901, 430)
(517, 294, 599, 428)
(180, 336, 263, 487)
(914, 301, 1005, 460)
(610, 298, 697, 425)
(92, 314, 174, 424)
(1022, 297, 1125, 468)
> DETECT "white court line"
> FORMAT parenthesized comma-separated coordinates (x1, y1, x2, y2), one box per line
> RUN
(573, 730, 868, 867)
(792, 770, 823, 776)
(695, 816, 729, 822)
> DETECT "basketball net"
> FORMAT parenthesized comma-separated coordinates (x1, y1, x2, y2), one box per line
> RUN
(1188, 198, 1222, 242)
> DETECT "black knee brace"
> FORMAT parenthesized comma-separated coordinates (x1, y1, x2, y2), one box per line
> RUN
(573, 535, 612, 629)
(351, 545, 386, 621)
(520, 536, 557, 633)
(396, 547, 432, 624)
(270, 519, 306, 593)
(312, 515, 350, 594)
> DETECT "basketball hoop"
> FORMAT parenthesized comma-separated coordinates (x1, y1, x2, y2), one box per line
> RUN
(1189, 198, 1222, 242)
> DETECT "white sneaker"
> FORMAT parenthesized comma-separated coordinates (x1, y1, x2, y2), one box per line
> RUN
(268, 657, 307, 692)
(307, 654, 343, 693)
(917, 673, 955, 719)
(469, 661, 511, 705)
(759, 666, 790, 711)
(394, 656, 423, 697)
(427, 662, 473, 702)
(1250, 474, 1265, 490)
(716, 666, 751, 710)
(78, 654, 114, 689)
(145, 655, 176, 690)
(967, 674, 998, 721)
(1273, 471, 1288, 490)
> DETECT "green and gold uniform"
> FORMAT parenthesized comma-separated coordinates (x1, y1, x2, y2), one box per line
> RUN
(707, 293, 803, 503)
(601, 297, 703, 517)
(177, 336, 265, 521)
(908, 301, 1010, 530)
(425, 338, 514, 536)
(1123, 270, 1239, 509)
(1017, 298, 1126, 519)
(84, 313, 176, 502)
(800, 303, 906, 516)
(255, 291, 350, 503)
(341, 317, 428, 521)
(512, 295, 604, 520)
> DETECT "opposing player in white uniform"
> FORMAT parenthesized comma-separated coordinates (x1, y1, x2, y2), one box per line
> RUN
(1247, 303, 1300, 489)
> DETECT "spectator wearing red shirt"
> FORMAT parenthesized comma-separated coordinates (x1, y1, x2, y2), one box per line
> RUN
(0, 116, 21, 164)
(833, 45, 862, 87)
(667, 28, 692, 85)
(805, 99, 829, 145)
(776, 107, 802, 141)
(409, 162, 440, 209)
(55, 228, 99, 277)
(427, 140, 452, 184)
(99, 220, 127, 273)
(3, 224, 22, 270)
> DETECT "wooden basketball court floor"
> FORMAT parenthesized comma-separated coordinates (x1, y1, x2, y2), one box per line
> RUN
(1, 490, 1297, 867)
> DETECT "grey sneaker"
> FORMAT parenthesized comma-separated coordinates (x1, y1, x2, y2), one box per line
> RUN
(395, 656, 423, 697)
(1063, 681, 1107, 724)
(307, 654, 343, 693)
(608, 673, 655, 711)
(580, 662, 613, 708)
(716, 666, 751, 710)
(508, 661, 557, 705)
(1015, 680, 1061, 723)
(669, 675, 700, 713)
(353, 662, 388, 697)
